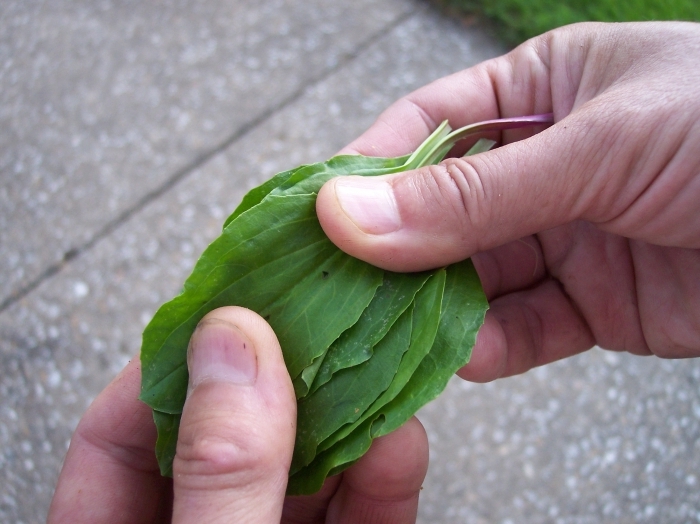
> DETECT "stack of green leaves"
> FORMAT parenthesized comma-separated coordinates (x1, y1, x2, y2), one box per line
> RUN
(139, 113, 553, 495)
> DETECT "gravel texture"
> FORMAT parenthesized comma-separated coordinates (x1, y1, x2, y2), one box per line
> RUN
(2, 1, 699, 523)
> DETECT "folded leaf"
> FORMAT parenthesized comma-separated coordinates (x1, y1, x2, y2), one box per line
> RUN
(287, 416, 381, 496)
(140, 193, 382, 413)
(291, 302, 414, 473)
(316, 268, 446, 456)
(373, 258, 486, 438)
(140, 114, 552, 489)
(287, 260, 485, 495)
(310, 270, 432, 394)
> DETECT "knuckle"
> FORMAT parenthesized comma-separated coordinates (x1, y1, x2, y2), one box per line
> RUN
(175, 413, 279, 480)
(418, 159, 489, 235)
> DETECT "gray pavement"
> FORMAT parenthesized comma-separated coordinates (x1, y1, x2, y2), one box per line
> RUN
(1, 1, 699, 523)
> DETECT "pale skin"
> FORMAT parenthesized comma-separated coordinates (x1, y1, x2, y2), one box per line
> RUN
(50, 21, 700, 523)
(48, 307, 429, 524)
(317, 20, 700, 381)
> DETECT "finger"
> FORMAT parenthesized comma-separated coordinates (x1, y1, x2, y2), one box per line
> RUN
(457, 279, 596, 383)
(325, 417, 429, 524)
(337, 31, 560, 158)
(537, 223, 651, 356)
(471, 235, 546, 300)
(281, 418, 428, 523)
(172, 307, 296, 524)
(318, 40, 562, 273)
(631, 242, 700, 358)
(48, 358, 171, 524)
(470, 223, 654, 372)
(318, 25, 668, 272)
(281, 476, 342, 524)
(317, 103, 614, 272)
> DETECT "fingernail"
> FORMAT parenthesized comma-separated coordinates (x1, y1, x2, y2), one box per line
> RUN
(335, 177, 401, 235)
(187, 318, 257, 395)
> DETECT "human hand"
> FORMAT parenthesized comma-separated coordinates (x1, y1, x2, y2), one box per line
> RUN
(48, 307, 428, 523)
(316, 21, 700, 382)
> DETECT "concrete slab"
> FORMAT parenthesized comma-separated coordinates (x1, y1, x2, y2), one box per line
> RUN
(0, 6, 508, 521)
(0, 0, 414, 307)
(417, 354, 700, 523)
(2, 1, 699, 523)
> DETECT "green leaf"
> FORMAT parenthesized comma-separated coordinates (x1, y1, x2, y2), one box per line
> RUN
(152, 411, 180, 477)
(287, 261, 485, 495)
(464, 138, 497, 156)
(271, 153, 411, 198)
(374, 258, 487, 438)
(291, 302, 413, 473)
(310, 270, 432, 394)
(315, 268, 446, 456)
(141, 115, 549, 494)
(286, 416, 381, 496)
(140, 193, 382, 413)
(223, 165, 302, 228)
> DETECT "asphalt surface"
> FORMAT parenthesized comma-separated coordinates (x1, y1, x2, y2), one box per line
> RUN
(2, 1, 699, 522)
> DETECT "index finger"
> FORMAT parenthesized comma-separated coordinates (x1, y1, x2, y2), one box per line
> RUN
(338, 36, 556, 157)
(48, 358, 171, 524)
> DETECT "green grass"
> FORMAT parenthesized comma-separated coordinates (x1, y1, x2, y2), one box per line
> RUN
(436, 0, 700, 46)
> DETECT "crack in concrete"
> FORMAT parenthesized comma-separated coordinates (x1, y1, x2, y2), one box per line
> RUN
(0, 7, 420, 315)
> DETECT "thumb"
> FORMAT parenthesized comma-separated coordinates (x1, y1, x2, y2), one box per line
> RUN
(172, 306, 296, 524)
(317, 120, 595, 272)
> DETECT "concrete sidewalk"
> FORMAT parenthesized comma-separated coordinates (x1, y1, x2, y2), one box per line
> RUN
(2, 1, 699, 522)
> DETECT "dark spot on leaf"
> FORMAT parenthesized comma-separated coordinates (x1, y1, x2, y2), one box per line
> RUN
(322, 271, 329, 279)
(264, 314, 271, 321)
